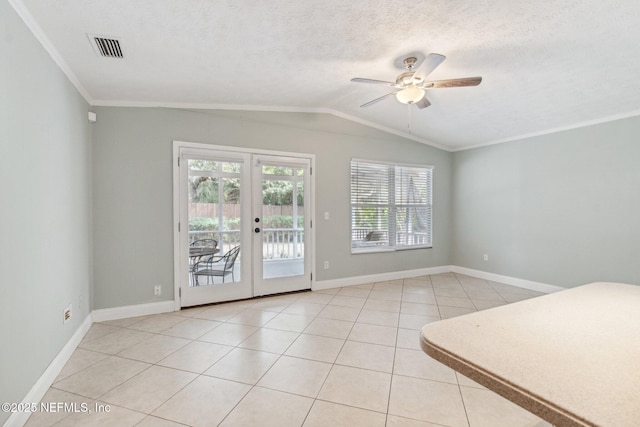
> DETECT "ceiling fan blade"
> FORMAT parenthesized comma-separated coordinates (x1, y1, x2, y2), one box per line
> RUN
(423, 76, 482, 88)
(360, 92, 397, 108)
(412, 53, 446, 83)
(415, 96, 431, 109)
(351, 78, 395, 86)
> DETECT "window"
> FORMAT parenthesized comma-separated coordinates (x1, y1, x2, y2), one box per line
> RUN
(350, 159, 433, 253)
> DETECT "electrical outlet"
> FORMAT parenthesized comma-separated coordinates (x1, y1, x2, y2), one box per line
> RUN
(483, 254, 489, 261)
(323, 261, 330, 269)
(154, 285, 162, 296)
(63, 303, 72, 324)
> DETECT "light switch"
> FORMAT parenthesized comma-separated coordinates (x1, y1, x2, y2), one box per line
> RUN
(324, 211, 330, 220)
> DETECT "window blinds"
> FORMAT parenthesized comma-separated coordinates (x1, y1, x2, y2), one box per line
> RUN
(351, 160, 432, 252)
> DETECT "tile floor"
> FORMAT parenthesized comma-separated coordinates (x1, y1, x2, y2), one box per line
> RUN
(26, 273, 552, 427)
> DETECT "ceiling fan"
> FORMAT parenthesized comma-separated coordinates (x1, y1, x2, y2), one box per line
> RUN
(351, 53, 482, 109)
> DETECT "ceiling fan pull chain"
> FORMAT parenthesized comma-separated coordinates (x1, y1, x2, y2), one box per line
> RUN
(408, 104, 412, 135)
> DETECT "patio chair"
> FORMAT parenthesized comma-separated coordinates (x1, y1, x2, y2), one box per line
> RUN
(193, 245, 240, 286)
(189, 239, 218, 285)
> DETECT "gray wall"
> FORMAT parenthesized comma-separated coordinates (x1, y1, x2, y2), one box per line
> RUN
(91, 108, 452, 309)
(0, 2, 92, 423)
(452, 117, 640, 287)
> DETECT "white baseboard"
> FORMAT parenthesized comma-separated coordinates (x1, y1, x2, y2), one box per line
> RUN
(451, 266, 566, 294)
(313, 265, 565, 295)
(5, 315, 93, 427)
(91, 300, 175, 323)
(313, 265, 454, 291)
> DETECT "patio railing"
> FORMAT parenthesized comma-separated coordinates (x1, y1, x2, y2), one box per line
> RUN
(190, 228, 304, 259)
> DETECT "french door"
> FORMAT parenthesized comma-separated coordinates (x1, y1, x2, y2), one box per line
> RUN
(175, 144, 312, 307)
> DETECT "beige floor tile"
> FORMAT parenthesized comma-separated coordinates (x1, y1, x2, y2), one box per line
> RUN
(169, 305, 211, 318)
(403, 278, 433, 287)
(53, 356, 150, 399)
(136, 415, 188, 426)
(388, 375, 468, 426)
(157, 340, 232, 373)
(464, 289, 505, 301)
(314, 287, 340, 295)
(220, 386, 313, 427)
(238, 328, 299, 354)
(117, 335, 190, 364)
(78, 328, 154, 355)
(318, 305, 361, 322)
(400, 302, 440, 316)
(398, 313, 440, 330)
(101, 365, 196, 413)
(373, 280, 403, 289)
(26, 388, 92, 427)
(403, 293, 438, 304)
(351, 282, 375, 290)
(356, 308, 399, 327)
(460, 386, 552, 427)
(257, 355, 331, 397)
(348, 322, 397, 347)
(456, 372, 487, 390)
(296, 292, 335, 304)
(500, 292, 537, 303)
(126, 314, 186, 333)
(363, 298, 402, 313)
(227, 309, 278, 326)
(386, 415, 443, 427)
(54, 401, 146, 426)
(402, 285, 434, 295)
(204, 347, 279, 384)
(303, 400, 386, 427)
(100, 316, 146, 327)
(285, 334, 345, 363)
(472, 299, 508, 311)
(396, 328, 422, 351)
(336, 340, 395, 373)
(303, 317, 354, 339)
(433, 287, 469, 298)
(159, 318, 221, 339)
(152, 376, 250, 426)
(264, 312, 316, 332)
(193, 305, 244, 321)
(197, 322, 258, 346)
(54, 349, 109, 382)
(282, 302, 326, 316)
(435, 296, 475, 309)
(368, 290, 403, 302)
(250, 297, 291, 312)
(336, 287, 371, 298)
(438, 306, 476, 319)
(80, 323, 122, 344)
(318, 365, 391, 412)
(329, 295, 367, 309)
(393, 349, 457, 384)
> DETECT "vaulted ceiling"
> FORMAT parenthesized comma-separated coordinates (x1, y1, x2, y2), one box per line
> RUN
(13, 0, 640, 150)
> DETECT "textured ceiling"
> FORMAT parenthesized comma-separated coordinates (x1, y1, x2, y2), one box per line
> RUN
(14, 0, 640, 150)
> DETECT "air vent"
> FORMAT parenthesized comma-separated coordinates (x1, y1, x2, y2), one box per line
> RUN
(91, 36, 123, 58)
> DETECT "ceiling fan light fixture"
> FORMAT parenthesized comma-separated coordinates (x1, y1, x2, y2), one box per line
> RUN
(396, 86, 425, 104)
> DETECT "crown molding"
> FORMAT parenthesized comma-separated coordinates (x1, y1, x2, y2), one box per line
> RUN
(453, 109, 640, 152)
(90, 100, 452, 151)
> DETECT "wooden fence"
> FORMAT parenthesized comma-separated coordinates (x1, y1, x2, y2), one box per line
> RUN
(189, 203, 296, 218)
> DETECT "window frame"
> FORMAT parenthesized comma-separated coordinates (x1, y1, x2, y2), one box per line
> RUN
(350, 158, 433, 254)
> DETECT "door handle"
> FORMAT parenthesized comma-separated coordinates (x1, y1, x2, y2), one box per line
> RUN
(255, 227, 261, 233)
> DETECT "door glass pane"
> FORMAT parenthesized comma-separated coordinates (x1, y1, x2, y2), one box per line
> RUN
(188, 159, 242, 287)
(262, 165, 304, 279)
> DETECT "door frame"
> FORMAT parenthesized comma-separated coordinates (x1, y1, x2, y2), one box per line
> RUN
(172, 140, 316, 311)
(252, 154, 311, 296)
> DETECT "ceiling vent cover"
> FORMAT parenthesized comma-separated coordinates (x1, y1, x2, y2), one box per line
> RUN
(91, 36, 123, 58)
